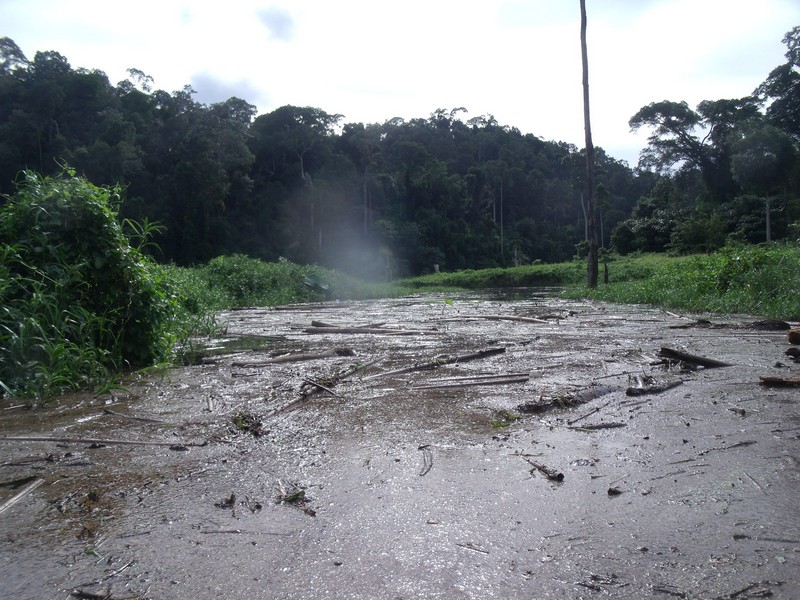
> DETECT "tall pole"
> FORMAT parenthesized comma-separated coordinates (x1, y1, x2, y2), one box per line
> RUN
(580, 0, 599, 288)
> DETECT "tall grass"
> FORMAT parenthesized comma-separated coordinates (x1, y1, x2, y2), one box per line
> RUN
(569, 244, 800, 320)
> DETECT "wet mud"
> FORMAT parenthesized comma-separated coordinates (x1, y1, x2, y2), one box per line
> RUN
(1, 290, 798, 599)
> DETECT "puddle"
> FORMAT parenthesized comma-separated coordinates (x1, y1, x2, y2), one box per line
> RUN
(1, 291, 798, 599)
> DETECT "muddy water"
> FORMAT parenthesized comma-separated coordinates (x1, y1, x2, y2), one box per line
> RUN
(1, 291, 798, 599)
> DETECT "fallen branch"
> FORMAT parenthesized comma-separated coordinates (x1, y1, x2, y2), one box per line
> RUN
(0, 436, 205, 448)
(476, 314, 550, 324)
(231, 347, 354, 368)
(412, 375, 529, 391)
(102, 408, 165, 423)
(0, 477, 44, 516)
(304, 326, 436, 335)
(364, 347, 506, 381)
(658, 347, 733, 368)
(521, 456, 564, 481)
(568, 422, 627, 431)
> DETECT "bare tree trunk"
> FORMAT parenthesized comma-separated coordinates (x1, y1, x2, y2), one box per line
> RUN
(580, 0, 598, 288)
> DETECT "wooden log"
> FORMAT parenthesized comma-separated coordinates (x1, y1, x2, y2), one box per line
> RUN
(310, 320, 386, 329)
(0, 436, 205, 447)
(232, 347, 354, 368)
(304, 327, 435, 335)
(658, 347, 733, 368)
(412, 375, 530, 391)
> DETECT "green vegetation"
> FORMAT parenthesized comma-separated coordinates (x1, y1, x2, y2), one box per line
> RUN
(565, 244, 800, 320)
(0, 169, 175, 400)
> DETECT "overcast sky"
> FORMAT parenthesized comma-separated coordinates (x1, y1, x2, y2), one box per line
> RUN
(2, 0, 798, 165)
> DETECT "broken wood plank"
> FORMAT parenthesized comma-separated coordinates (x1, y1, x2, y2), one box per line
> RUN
(759, 375, 800, 387)
(232, 347, 355, 368)
(0, 477, 44, 516)
(659, 347, 733, 368)
(0, 436, 205, 448)
(364, 347, 506, 381)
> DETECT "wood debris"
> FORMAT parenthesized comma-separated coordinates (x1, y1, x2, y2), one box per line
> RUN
(0, 435, 205, 447)
(0, 477, 44, 516)
(759, 375, 800, 387)
(231, 347, 354, 368)
(658, 346, 733, 368)
(364, 347, 505, 381)
(412, 374, 529, 391)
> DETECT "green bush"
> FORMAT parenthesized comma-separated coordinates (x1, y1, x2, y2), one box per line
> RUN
(0, 169, 176, 399)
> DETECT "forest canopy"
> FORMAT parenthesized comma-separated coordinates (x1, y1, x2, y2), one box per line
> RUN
(0, 28, 798, 277)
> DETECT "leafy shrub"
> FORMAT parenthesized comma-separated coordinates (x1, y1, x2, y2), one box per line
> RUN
(0, 169, 175, 399)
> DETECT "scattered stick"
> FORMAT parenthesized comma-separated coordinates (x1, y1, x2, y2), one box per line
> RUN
(0, 436, 205, 448)
(658, 347, 733, 368)
(475, 314, 551, 324)
(568, 422, 627, 431)
(301, 378, 340, 397)
(698, 440, 757, 456)
(413, 374, 529, 391)
(231, 347, 354, 368)
(521, 456, 564, 482)
(456, 541, 489, 554)
(300, 355, 386, 399)
(102, 409, 165, 423)
(567, 400, 612, 425)
(0, 477, 44, 516)
(364, 347, 505, 381)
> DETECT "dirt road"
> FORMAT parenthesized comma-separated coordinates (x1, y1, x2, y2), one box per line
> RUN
(1, 291, 798, 599)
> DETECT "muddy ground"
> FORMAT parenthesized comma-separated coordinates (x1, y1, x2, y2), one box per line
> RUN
(1, 290, 798, 600)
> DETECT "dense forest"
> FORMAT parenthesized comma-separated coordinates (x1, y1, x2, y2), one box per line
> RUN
(0, 28, 798, 278)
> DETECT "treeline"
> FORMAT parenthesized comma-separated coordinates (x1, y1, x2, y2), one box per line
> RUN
(0, 37, 648, 276)
(1, 29, 798, 278)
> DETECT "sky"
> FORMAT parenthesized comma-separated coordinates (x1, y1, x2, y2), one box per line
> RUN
(2, 0, 799, 165)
